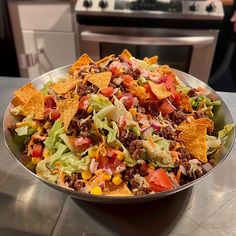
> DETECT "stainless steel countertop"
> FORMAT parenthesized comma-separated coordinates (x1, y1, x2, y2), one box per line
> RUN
(0, 76, 235, 236)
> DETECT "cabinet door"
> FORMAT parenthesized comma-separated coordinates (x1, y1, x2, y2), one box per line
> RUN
(22, 30, 76, 78)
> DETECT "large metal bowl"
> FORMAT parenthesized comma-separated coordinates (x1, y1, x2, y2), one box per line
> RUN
(3, 65, 235, 204)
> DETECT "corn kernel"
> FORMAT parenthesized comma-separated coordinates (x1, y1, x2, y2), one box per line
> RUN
(129, 108, 137, 117)
(32, 157, 40, 165)
(82, 171, 92, 180)
(112, 176, 122, 185)
(44, 121, 51, 129)
(43, 149, 51, 159)
(113, 173, 122, 178)
(91, 186, 102, 195)
(88, 149, 96, 158)
(102, 172, 111, 180)
(148, 163, 155, 170)
(87, 105, 93, 113)
(117, 153, 124, 161)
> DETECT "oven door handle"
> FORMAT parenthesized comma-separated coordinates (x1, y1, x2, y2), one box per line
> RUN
(81, 31, 214, 46)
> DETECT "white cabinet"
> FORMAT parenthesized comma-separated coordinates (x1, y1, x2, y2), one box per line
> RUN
(8, 1, 77, 78)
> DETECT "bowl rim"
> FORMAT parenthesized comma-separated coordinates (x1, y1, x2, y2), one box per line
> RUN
(2, 65, 236, 201)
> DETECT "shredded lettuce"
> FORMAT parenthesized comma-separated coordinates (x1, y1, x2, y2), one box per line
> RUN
(175, 77, 191, 94)
(109, 97, 140, 136)
(152, 136, 170, 152)
(190, 95, 221, 117)
(36, 143, 90, 182)
(59, 134, 76, 153)
(41, 81, 53, 96)
(206, 135, 222, 156)
(218, 124, 235, 140)
(142, 140, 174, 166)
(44, 121, 64, 150)
(15, 126, 29, 136)
(137, 76, 147, 85)
(89, 94, 113, 111)
(136, 59, 157, 72)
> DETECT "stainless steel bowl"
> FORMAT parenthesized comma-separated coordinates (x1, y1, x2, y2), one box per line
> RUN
(3, 65, 235, 204)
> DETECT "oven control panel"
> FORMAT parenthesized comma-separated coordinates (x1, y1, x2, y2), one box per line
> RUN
(75, 0, 223, 19)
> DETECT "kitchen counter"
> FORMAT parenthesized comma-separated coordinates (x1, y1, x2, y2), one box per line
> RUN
(0, 76, 235, 236)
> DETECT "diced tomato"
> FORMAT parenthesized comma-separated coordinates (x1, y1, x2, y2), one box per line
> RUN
(101, 87, 114, 97)
(106, 148, 117, 159)
(44, 96, 56, 108)
(122, 74, 133, 84)
(50, 108, 61, 120)
(32, 144, 43, 158)
(165, 76, 178, 98)
(79, 95, 90, 110)
(98, 156, 108, 169)
(118, 117, 127, 132)
(146, 168, 174, 192)
(110, 66, 120, 76)
(121, 93, 134, 109)
(159, 99, 176, 115)
(74, 137, 92, 152)
(107, 158, 122, 171)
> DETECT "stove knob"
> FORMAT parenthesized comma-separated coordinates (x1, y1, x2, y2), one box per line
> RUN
(99, 0, 108, 9)
(189, 3, 198, 12)
(206, 2, 216, 12)
(83, 0, 92, 8)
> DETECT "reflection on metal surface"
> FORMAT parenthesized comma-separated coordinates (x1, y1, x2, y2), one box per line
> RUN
(53, 187, 192, 235)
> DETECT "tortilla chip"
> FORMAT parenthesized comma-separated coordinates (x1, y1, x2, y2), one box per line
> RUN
(12, 83, 38, 107)
(178, 93, 193, 112)
(96, 54, 115, 67)
(148, 81, 172, 100)
(57, 96, 79, 130)
(177, 117, 214, 133)
(21, 91, 44, 120)
(50, 80, 77, 95)
(144, 56, 158, 64)
(87, 71, 112, 89)
(120, 49, 132, 60)
(70, 53, 93, 74)
(179, 124, 207, 163)
(103, 183, 133, 196)
(148, 56, 158, 64)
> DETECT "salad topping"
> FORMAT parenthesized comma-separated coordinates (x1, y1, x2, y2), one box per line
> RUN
(9, 49, 234, 196)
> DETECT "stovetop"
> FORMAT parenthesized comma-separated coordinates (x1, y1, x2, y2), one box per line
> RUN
(75, 0, 224, 20)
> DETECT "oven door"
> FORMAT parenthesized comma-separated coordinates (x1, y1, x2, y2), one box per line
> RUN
(78, 26, 218, 83)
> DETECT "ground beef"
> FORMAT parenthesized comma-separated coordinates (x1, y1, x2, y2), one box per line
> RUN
(67, 173, 82, 189)
(187, 88, 198, 97)
(135, 188, 151, 195)
(70, 116, 92, 137)
(169, 141, 177, 151)
(74, 181, 86, 191)
(126, 67, 141, 80)
(128, 140, 144, 160)
(176, 147, 192, 160)
(171, 110, 187, 125)
(161, 125, 175, 140)
(119, 130, 137, 147)
(186, 162, 205, 180)
(193, 111, 206, 119)
(123, 163, 149, 183)
(77, 84, 98, 96)
(142, 100, 161, 116)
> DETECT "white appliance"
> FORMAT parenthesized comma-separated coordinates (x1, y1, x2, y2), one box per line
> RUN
(8, 1, 77, 78)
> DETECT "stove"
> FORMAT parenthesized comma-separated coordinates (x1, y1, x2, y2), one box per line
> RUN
(74, 0, 224, 84)
(75, 0, 224, 20)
